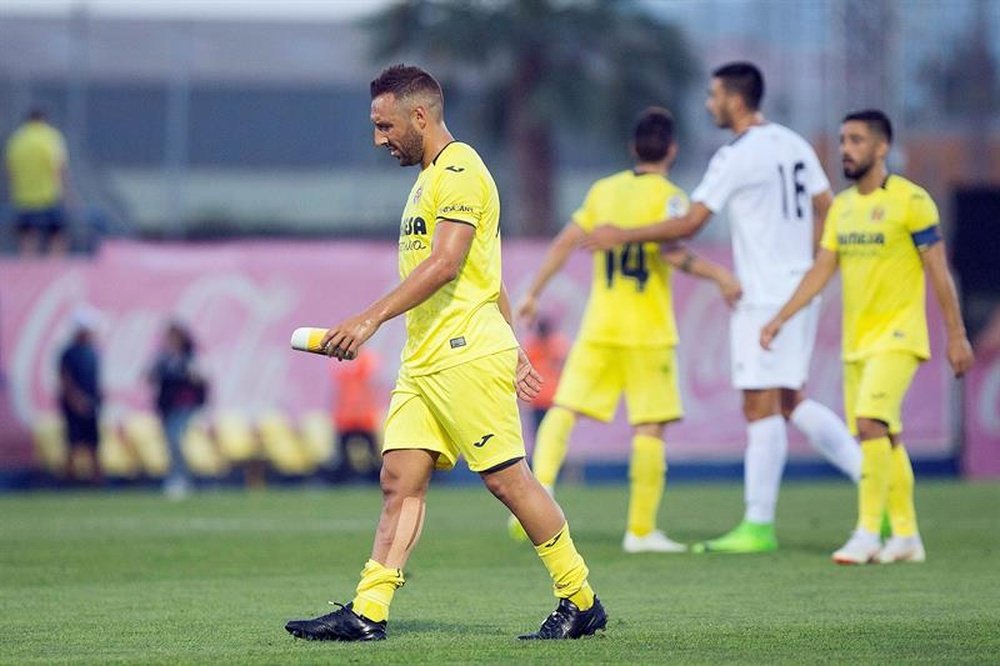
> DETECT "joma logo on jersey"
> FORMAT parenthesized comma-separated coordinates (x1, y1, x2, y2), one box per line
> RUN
(870, 206, 885, 222)
(400, 216, 428, 236)
(838, 232, 885, 246)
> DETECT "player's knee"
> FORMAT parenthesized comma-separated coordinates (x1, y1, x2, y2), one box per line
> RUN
(480, 459, 529, 504)
(379, 461, 427, 503)
(743, 390, 780, 421)
(856, 417, 889, 441)
(779, 390, 803, 420)
(633, 422, 664, 439)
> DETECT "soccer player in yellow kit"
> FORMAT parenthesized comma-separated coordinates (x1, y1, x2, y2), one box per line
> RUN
(284, 65, 605, 641)
(761, 110, 974, 564)
(510, 107, 741, 553)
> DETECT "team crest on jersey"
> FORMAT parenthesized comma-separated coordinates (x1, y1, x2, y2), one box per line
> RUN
(412, 186, 423, 205)
(870, 205, 885, 222)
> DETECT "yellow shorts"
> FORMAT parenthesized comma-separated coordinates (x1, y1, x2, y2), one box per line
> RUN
(383, 349, 526, 472)
(553, 341, 683, 425)
(843, 351, 921, 436)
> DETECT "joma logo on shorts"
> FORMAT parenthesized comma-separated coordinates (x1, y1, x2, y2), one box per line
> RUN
(473, 433, 495, 448)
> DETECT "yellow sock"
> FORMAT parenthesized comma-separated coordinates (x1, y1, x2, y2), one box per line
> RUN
(858, 437, 892, 534)
(627, 434, 665, 537)
(887, 442, 918, 537)
(351, 559, 404, 623)
(532, 407, 575, 488)
(534, 523, 595, 610)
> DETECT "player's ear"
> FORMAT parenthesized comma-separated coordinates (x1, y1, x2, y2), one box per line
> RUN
(666, 141, 678, 165)
(876, 136, 890, 161)
(411, 104, 428, 130)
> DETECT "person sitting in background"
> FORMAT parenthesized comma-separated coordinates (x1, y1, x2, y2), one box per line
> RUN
(4, 107, 71, 256)
(329, 347, 383, 479)
(522, 316, 570, 435)
(58, 306, 103, 484)
(148, 321, 208, 499)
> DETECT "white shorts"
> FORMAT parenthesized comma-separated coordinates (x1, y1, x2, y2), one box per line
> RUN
(730, 298, 819, 390)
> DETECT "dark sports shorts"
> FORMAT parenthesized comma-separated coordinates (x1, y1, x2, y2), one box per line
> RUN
(63, 411, 100, 449)
(17, 205, 66, 234)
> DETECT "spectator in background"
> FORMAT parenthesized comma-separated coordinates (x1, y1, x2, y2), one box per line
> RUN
(148, 321, 207, 499)
(4, 108, 70, 256)
(58, 306, 103, 484)
(329, 348, 382, 479)
(522, 316, 569, 435)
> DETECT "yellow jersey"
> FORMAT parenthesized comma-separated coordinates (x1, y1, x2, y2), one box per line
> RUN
(821, 174, 939, 361)
(4, 120, 67, 209)
(398, 141, 517, 375)
(571, 170, 688, 347)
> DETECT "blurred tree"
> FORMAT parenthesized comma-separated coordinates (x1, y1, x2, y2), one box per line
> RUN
(365, 0, 697, 235)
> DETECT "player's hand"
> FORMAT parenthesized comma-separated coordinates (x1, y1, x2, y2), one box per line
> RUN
(760, 318, 782, 351)
(582, 224, 626, 252)
(515, 294, 539, 326)
(716, 270, 743, 308)
(320, 312, 380, 362)
(514, 347, 543, 402)
(947, 335, 975, 378)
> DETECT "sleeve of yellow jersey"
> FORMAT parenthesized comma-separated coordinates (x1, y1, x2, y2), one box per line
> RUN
(820, 197, 840, 252)
(905, 186, 942, 250)
(433, 155, 484, 228)
(570, 183, 599, 232)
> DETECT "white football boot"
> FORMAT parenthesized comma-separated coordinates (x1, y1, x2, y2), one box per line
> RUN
(623, 529, 688, 553)
(876, 535, 926, 563)
(832, 529, 881, 565)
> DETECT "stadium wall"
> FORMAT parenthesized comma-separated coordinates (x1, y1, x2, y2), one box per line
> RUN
(0, 239, 980, 479)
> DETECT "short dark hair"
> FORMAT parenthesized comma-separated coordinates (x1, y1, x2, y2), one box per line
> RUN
(842, 109, 893, 144)
(370, 64, 443, 107)
(712, 62, 765, 110)
(633, 107, 675, 162)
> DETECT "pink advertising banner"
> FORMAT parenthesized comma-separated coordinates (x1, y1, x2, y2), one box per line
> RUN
(0, 239, 956, 469)
(962, 346, 1000, 478)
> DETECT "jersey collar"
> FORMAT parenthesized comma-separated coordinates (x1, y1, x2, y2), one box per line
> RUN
(431, 140, 460, 166)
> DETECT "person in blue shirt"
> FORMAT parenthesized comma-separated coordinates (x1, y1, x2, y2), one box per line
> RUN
(58, 307, 102, 484)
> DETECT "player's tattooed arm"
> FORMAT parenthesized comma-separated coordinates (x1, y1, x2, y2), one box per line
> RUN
(664, 245, 742, 308)
(583, 202, 713, 252)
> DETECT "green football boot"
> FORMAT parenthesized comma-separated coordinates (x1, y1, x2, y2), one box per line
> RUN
(691, 520, 778, 553)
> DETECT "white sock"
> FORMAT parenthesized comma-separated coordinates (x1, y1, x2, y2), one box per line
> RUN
(744, 415, 787, 524)
(790, 399, 862, 482)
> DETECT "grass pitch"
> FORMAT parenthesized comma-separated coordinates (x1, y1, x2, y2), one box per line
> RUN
(2, 479, 998, 664)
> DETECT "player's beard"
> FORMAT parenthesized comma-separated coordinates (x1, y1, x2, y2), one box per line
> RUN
(842, 155, 873, 181)
(393, 127, 424, 167)
(711, 105, 732, 130)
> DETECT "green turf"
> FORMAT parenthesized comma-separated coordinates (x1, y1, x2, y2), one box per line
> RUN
(1, 479, 998, 664)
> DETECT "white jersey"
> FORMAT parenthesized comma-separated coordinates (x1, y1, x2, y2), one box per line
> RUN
(691, 123, 830, 306)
